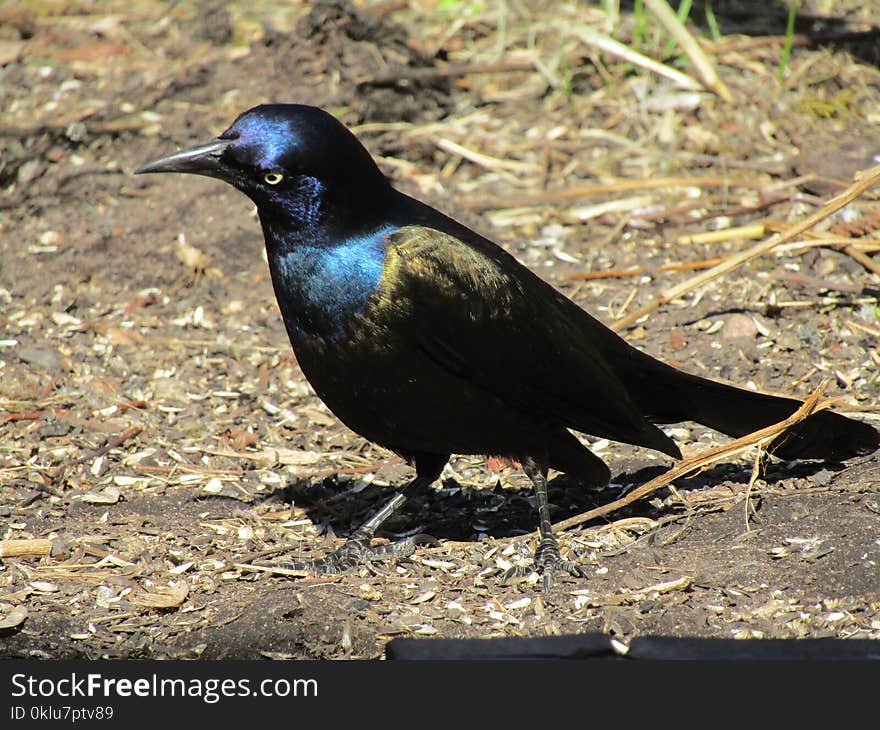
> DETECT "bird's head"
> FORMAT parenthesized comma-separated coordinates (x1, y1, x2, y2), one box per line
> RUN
(136, 104, 390, 224)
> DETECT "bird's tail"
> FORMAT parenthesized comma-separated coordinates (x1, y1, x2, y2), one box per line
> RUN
(623, 349, 879, 461)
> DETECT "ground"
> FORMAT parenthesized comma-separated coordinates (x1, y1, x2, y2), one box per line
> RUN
(2, 0, 880, 659)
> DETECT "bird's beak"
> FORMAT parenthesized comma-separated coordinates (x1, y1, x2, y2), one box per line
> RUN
(135, 138, 232, 178)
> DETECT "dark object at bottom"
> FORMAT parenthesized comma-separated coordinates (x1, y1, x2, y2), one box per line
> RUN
(386, 634, 880, 660)
(629, 636, 880, 661)
(386, 634, 618, 660)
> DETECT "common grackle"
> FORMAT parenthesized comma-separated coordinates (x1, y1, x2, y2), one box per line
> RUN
(136, 104, 878, 589)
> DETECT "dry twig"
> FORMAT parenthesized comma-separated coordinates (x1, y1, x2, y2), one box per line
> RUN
(0, 539, 53, 559)
(468, 175, 756, 212)
(553, 381, 833, 533)
(611, 163, 880, 331)
(564, 256, 728, 282)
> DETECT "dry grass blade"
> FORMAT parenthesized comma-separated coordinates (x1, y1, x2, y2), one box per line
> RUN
(435, 137, 541, 174)
(611, 163, 880, 331)
(564, 256, 728, 282)
(557, 21, 702, 91)
(839, 244, 880, 277)
(761, 238, 880, 256)
(743, 447, 764, 532)
(642, 0, 733, 101)
(469, 176, 759, 212)
(553, 381, 832, 534)
(676, 223, 766, 245)
(764, 222, 880, 278)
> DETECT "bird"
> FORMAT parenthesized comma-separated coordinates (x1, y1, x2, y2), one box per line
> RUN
(136, 104, 879, 589)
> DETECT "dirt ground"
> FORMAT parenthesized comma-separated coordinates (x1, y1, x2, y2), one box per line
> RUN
(2, 0, 880, 659)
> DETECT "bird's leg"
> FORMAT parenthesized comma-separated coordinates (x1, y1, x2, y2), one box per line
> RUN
(503, 457, 588, 591)
(275, 454, 446, 574)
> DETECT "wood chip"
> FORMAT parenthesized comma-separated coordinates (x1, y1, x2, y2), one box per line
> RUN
(80, 486, 122, 504)
(0, 538, 53, 558)
(129, 580, 189, 609)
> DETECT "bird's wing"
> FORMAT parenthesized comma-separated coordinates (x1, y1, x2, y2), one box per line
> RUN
(377, 225, 677, 455)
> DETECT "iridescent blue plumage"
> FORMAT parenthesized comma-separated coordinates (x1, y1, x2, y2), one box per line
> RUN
(223, 110, 293, 171)
(267, 220, 396, 341)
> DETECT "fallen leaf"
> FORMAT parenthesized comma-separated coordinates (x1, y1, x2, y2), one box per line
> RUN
(0, 606, 28, 631)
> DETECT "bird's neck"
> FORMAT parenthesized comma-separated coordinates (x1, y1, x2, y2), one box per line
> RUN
(257, 176, 398, 343)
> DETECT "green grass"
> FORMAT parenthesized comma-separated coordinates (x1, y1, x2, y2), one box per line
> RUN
(703, 2, 722, 42)
(632, 0, 646, 50)
(663, 0, 694, 57)
(778, 3, 798, 82)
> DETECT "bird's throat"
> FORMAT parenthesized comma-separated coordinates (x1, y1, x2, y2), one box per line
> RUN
(261, 216, 395, 344)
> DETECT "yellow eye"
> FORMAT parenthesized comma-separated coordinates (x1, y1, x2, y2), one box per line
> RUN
(263, 171, 284, 185)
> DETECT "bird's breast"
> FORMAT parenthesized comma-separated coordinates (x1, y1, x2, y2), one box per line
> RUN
(266, 225, 396, 342)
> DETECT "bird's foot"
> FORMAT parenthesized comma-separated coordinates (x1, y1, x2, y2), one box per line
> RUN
(275, 533, 438, 575)
(501, 537, 588, 591)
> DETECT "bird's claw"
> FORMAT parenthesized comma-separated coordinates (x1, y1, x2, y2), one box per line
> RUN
(275, 533, 438, 575)
(278, 537, 372, 574)
(500, 537, 588, 591)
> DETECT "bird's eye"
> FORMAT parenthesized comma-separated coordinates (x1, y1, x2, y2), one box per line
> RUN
(263, 171, 284, 185)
